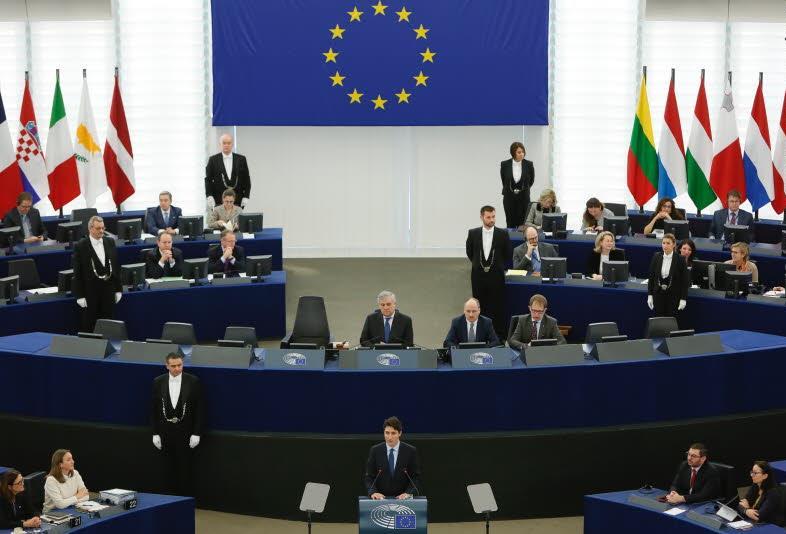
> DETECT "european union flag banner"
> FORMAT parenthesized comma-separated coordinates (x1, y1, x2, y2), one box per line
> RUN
(211, 0, 548, 126)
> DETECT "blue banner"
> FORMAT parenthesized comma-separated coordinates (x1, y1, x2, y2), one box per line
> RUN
(211, 0, 549, 126)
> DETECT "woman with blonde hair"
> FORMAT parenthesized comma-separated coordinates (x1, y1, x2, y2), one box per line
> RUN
(43, 449, 89, 512)
(525, 189, 561, 229)
(586, 231, 625, 279)
(724, 242, 759, 283)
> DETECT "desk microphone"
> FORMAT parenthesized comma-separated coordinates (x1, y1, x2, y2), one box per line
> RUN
(369, 468, 382, 494)
(708, 493, 740, 513)
(403, 468, 420, 497)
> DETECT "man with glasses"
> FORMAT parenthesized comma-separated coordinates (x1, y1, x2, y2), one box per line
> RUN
(665, 442, 721, 505)
(1, 191, 46, 244)
(512, 225, 557, 275)
(508, 293, 565, 349)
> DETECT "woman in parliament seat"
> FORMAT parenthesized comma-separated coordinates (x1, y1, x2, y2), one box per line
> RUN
(724, 241, 759, 283)
(0, 469, 41, 529)
(500, 141, 534, 229)
(738, 461, 785, 526)
(643, 196, 684, 234)
(580, 197, 614, 233)
(586, 230, 624, 279)
(646, 233, 689, 320)
(43, 449, 90, 512)
(524, 189, 561, 229)
(679, 238, 697, 269)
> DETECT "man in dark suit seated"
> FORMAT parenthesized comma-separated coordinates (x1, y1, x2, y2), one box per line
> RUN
(365, 416, 421, 500)
(144, 190, 183, 236)
(1, 191, 46, 244)
(512, 225, 557, 275)
(666, 442, 721, 505)
(710, 190, 753, 239)
(207, 229, 246, 274)
(360, 290, 414, 347)
(443, 297, 500, 348)
(508, 293, 566, 349)
(144, 232, 184, 279)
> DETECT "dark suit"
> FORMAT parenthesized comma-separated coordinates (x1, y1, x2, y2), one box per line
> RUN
(1, 206, 46, 242)
(71, 236, 121, 332)
(512, 241, 558, 272)
(360, 311, 414, 347)
(0, 492, 38, 529)
(365, 442, 421, 497)
(205, 153, 251, 206)
(443, 314, 500, 348)
(647, 252, 690, 321)
(739, 485, 785, 526)
(586, 249, 626, 276)
(144, 247, 184, 279)
(466, 226, 512, 339)
(207, 243, 246, 274)
(144, 206, 183, 235)
(500, 158, 534, 228)
(669, 461, 721, 504)
(151, 372, 205, 496)
(709, 208, 753, 239)
(508, 313, 566, 349)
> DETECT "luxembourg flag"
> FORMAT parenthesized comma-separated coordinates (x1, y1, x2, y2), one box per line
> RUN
(15, 79, 49, 205)
(0, 87, 24, 214)
(743, 75, 775, 211)
(657, 71, 687, 199)
(772, 89, 786, 214)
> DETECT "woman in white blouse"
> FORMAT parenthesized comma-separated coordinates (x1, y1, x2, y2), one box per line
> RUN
(500, 141, 535, 229)
(43, 449, 89, 512)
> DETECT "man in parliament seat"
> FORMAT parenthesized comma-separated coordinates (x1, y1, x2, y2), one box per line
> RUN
(145, 190, 182, 236)
(512, 225, 557, 274)
(665, 442, 721, 505)
(443, 297, 500, 348)
(360, 290, 414, 347)
(1, 191, 46, 243)
(709, 190, 753, 239)
(365, 416, 421, 500)
(207, 229, 246, 274)
(508, 293, 566, 349)
(145, 232, 184, 279)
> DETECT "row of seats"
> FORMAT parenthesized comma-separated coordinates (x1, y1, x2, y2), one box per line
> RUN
(93, 319, 258, 347)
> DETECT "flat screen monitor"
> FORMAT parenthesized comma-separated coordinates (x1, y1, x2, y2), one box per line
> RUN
(246, 255, 272, 281)
(723, 270, 752, 298)
(120, 263, 146, 289)
(541, 257, 567, 282)
(374, 342, 404, 350)
(178, 215, 204, 239)
(707, 262, 736, 290)
(0, 226, 20, 248)
(116, 218, 143, 243)
(290, 342, 319, 350)
(182, 258, 209, 280)
(238, 212, 264, 233)
(723, 224, 751, 244)
(217, 339, 246, 348)
(663, 219, 690, 240)
(602, 260, 629, 287)
(57, 269, 74, 293)
(541, 213, 567, 234)
(458, 341, 488, 349)
(0, 275, 20, 304)
(603, 216, 629, 237)
(530, 338, 558, 347)
(55, 221, 84, 244)
(690, 259, 713, 288)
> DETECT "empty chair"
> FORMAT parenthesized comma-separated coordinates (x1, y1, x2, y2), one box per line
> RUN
(161, 322, 197, 345)
(709, 461, 736, 502)
(604, 202, 627, 217)
(280, 296, 330, 348)
(585, 322, 620, 344)
(139, 248, 154, 262)
(94, 319, 129, 341)
(7, 258, 43, 289)
(23, 471, 46, 513)
(506, 315, 523, 345)
(644, 316, 679, 339)
(224, 326, 258, 347)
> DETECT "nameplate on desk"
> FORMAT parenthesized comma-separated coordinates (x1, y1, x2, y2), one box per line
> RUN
(590, 339, 656, 362)
(49, 335, 114, 359)
(522, 344, 584, 367)
(656, 333, 723, 357)
(450, 347, 512, 369)
(191, 344, 254, 369)
(263, 348, 326, 370)
(21, 243, 68, 254)
(148, 279, 191, 291)
(685, 510, 724, 530)
(627, 493, 670, 512)
(210, 276, 252, 286)
(119, 340, 182, 363)
(340, 349, 438, 370)
(25, 291, 68, 302)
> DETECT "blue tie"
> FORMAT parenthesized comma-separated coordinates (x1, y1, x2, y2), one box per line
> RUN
(532, 248, 541, 272)
(388, 448, 395, 476)
(163, 211, 169, 226)
(384, 317, 391, 343)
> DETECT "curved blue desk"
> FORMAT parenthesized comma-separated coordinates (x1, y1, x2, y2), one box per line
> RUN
(1, 329, 785, 435)
(0, 229, 283, 285)
(627, 209, 785, 244)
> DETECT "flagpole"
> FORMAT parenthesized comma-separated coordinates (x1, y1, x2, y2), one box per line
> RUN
(55, 68, 64, 219)
(114, 66, 122, 215)
(696, 69, 705, 218)
(639, 65, 647, 214)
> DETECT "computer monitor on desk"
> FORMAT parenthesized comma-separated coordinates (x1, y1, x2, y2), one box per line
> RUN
(58, 269, 74, 293)
(182, 258, 208, 282)
(0, 275, 20, 305)
(55, 221, 83, 246)
(603, 216, 629, 237)
(178, 216, 204, 240)
(602, 260, 629, 287)
(541, 257, 567, 283)
(120, 263, 146, 291)
(723, 224, 750, 244)
(692, 260, 735, 290)
(664, 219, 690, 240)
(238, 212, 264, 233)
(116, 218, 142, 244)
(542, 213, 567, 236)
(246, 255, 272, 282)
(374, 342, 405, 350)
(722, 270, 752, 299)
(0, 226, 20, 249)
(459, 342, 488, 349)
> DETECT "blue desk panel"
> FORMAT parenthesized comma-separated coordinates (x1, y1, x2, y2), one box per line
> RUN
(506, 276, 786, 341)
(0, 271, 286, 341)
(0, 229, 283, 285)
(0, 493, 193, 534)
(585, 489, 783, 534)
(628, 209, 785, 244)
(772, 460, 786, 484)
(1, 330, 785, 434)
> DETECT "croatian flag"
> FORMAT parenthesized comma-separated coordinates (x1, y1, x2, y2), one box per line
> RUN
(743, 76, 774, 211)
(657, 72, 687, 199)
(0, 87, 24, 214)
(15, 80, 49, 205)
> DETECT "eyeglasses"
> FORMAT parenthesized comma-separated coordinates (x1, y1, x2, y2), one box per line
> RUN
(750, 471, 764, 476)
(12, 480, 24, 486)
(685, 451, 702, 459)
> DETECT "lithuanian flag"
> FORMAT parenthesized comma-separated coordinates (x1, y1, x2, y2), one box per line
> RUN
(627, 74, 658, 206)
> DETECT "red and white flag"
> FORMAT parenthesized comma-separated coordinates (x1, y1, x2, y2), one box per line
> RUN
(15, 79, 49, 205)
(103, 72, 135, 207)
(0, 87, 24, 213)
(772, 89, 786, 214)
(709, 76, 746, 207)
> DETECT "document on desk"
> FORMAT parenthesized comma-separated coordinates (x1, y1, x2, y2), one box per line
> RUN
(726, 520, 753, 530)
(663, 506, 687, 516)
(506, 270, 529, 276)
(26, 286, 61, 294)
(76, 500, 108, 512)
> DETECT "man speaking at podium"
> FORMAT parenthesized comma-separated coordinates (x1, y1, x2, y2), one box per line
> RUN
(365, 417, 421, 500)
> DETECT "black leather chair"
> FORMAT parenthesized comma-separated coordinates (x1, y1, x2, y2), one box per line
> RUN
(7, 258, 44, 289)
(70, 208, 98, 234)
(585, 322, 620, 344)
(139, 248, 154, 262)
(280, 296, 330, 348)
(224, 326, 258, 347)
(605, 203, 627, 217)
(644, 316, 679, 339)
(94, 319, 129, 341)
(507, 315, 524, 345)
(23, 471, 46, 513)
(161, 322, 197, 345)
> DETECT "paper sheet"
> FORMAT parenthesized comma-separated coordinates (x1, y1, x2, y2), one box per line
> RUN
(663, 506, 687, 516)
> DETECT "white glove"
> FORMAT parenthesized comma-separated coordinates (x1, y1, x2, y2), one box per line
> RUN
(678, 299, 686, 311)
(152, 435, 162, 450)
(189, 435, 200, 449)
(206, 196, 215, 209)
(240, 198, 248, 209)
(647, 295, 654, 310)
(115, 292, 122, 303)
(76, 298, 87, 308)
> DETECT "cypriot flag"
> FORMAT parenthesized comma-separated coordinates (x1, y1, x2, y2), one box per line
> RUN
(74, 76, 107, 208)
